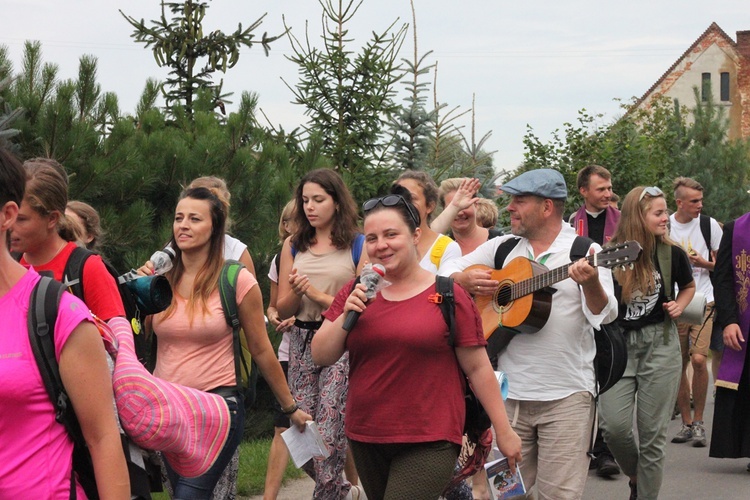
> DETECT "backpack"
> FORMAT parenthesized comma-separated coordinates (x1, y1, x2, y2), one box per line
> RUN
(28, 277, 155, 500)
(434, 275, 493, 493)
(62, 246, 167, 366)
(569, 236, 627, 396)
(699, 214, 715, 284)
(291, 232, 365, 267)
(218, 260, 259, 410)
(435, 275, 492, 440)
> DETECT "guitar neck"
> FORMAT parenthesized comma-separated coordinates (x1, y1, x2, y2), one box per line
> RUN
(511, 262, 575, 300)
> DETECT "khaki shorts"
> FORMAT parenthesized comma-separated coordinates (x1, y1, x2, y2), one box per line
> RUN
(677, 302, 715, 359)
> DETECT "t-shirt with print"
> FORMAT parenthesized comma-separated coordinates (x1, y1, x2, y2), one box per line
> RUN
(152, 267, 255, 391)
(617, 245, 693, 331)
(669, 214, 723, 302)
(0, 269, 93, 498)
(19, 241, 125, 321)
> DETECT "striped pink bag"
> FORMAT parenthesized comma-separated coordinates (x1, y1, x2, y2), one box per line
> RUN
(105, 317, 231, 478)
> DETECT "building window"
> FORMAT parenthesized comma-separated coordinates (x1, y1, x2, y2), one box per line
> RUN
(721, 72, 730, 101)
(702, 73, 711, 102)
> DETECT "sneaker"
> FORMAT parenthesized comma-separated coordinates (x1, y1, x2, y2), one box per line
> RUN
(691, 421, 707, 447)
(596, 453, 621, 477)
(671, 423, 693, 443)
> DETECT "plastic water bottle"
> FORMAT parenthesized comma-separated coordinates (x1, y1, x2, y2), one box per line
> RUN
(150, 246, 176, 275)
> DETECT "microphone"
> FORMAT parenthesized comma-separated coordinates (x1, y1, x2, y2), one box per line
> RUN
(342, 263, 386, 332)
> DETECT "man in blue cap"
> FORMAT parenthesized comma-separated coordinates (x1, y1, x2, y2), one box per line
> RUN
(440, 168, 617, 499)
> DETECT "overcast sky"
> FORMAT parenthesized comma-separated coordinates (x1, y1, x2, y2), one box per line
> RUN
(3, 1, 750, 172)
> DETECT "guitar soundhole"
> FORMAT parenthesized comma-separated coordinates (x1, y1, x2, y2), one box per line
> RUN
(494, 284, 512, 310)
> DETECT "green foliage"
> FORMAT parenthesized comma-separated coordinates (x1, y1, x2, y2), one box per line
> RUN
(283, 0, 407, 190)
(3, 42, 309, 280)
(388, 0, 435, 172)
(120, 0, 284, 117)
(0, 48, 23, 150)
(520, 90, 750, 221)
(676, 88, 750, 222)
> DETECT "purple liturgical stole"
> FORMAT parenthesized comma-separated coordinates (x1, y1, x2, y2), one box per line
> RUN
(572, 205, 620, 243)
(716, 212, 750, 390)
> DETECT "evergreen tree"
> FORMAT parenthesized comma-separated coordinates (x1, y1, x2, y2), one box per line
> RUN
(284, 0, 407, 189)
(389, 0, 435, 172)
(0, 48, 23, 151)
(120, 0, 284, 118)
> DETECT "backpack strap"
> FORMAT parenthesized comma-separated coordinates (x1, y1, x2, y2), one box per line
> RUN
(430, 235, 452, 268)
(62, 246, 94, 300)
(351, 233, 365, 268)
(28, 276, 85, 498)
(656, 242, 673, 345)
(699, 214, 712, 263)
(435, 276, 457, 347)
(493, 237, 521, 270)
(219, 260, 249, 390)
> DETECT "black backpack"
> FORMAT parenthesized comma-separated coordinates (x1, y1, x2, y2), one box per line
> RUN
(28, 277, 156, 499)
(62, 247, 153, 365)
(569, 236, 627, 396)
(435, 275, 492, 442)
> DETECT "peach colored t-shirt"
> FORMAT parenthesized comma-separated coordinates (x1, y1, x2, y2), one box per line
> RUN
(152, 268, 255, 392)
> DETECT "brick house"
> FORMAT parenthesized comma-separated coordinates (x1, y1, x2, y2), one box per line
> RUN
(633, 22, 750, 140)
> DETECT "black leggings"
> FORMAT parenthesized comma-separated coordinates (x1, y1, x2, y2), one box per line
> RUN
(348, 439, 460, 500)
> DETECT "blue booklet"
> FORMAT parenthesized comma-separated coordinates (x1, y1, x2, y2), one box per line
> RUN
(485, 456, 526, 499)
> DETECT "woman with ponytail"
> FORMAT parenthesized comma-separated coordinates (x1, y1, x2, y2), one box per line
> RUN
(11, 158, 124, 322)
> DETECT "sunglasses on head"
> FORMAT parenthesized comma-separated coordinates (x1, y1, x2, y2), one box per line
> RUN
(638, 186, 664, 202)
(362, 194, 420, 227)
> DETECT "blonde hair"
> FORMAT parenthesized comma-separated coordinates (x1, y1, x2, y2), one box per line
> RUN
(609, 186, 674, 302)
(23, 158, 82, 243)
(188, 176, 233, 231)
(67, 200, 104, 251)
(475, 199, 498, 228)
(278, 199, 297, 242)
(672, 176, 703, 201)
(438, 178, 464, 207)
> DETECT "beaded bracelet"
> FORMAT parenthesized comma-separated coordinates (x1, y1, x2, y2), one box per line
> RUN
(281, 402, 299, 415)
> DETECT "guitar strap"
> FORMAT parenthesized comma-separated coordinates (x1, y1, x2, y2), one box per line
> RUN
(493, 237, 521, 270)
(487, 237, 522, 362)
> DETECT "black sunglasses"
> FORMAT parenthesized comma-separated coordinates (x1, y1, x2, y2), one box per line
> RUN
(363, 194, 420, 227)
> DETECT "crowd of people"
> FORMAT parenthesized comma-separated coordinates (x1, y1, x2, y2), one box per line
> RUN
(2, 143, 750, 500)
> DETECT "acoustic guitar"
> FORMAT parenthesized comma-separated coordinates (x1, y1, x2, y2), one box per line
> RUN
(466, 240, 642, 341)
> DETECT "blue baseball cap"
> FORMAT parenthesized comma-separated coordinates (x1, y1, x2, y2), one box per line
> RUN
(500, 169, 567, 199)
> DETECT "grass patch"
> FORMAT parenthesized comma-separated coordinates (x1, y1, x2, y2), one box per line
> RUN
(149, 438, 305, 498)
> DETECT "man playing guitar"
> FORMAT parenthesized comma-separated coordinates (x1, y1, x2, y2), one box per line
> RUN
(439, 168, 618, 500)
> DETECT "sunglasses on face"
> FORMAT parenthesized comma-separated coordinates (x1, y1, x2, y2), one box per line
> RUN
(638, 186, 664, 202)
(362, 194, 420, 227)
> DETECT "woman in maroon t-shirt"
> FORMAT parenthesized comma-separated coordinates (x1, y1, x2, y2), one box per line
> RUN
(313, 194, 522, 500)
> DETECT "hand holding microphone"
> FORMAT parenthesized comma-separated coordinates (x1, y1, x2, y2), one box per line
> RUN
(342, 263, 388, 332)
